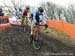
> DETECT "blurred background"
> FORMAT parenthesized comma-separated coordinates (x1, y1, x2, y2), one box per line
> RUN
(0, 0, 75, 24)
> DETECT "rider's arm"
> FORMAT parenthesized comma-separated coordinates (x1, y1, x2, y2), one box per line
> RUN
(42, 12, 48, 30)
(27, 10, 31, 18)
(21, 9, 24, 16)
(33, 13, 36, 22)
(42, 12, 47, 24)
(32, 9, 38, 22)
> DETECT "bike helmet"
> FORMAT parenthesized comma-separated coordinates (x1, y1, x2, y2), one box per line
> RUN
(25, 5, 30, 10)
(38, 7, 44, 13)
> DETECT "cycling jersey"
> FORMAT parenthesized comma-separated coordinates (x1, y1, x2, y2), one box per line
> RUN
(22, 9, 30, 18)
(31, 8, 47, 24)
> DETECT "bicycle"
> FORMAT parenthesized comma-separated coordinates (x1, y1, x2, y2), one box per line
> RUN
(28, 22, 44, 50)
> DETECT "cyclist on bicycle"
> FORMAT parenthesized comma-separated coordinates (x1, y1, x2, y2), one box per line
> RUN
(22, 6, 30, 29)
(21, 6, 31, 26)
(30, 7, 48, 40)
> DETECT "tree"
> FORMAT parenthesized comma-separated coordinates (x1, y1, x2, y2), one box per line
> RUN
(41, 2, 57, 20)
(68, 4, 75, 23)
(41, 2, 75, 24)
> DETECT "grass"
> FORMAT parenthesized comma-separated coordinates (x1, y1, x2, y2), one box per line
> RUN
(41, 26, 75, 47)
(0, 26, 13, 33)
(0, 28, 6, 32)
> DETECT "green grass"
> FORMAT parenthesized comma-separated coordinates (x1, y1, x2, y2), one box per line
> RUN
(0, 28, 5, 32)
(0, 26, 13, 32)
(41, 27, 75, 47)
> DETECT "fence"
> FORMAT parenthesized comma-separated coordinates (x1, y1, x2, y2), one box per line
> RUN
(47, 20, 75, 37)
(0, 16, 11, 28)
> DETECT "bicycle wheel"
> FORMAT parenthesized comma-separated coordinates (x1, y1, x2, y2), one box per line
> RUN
(32, 39, 41, 50)
(28, 35, 33, 44)
(32, 29, 42, 50)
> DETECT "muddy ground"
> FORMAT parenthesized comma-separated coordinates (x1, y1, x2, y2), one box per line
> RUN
(0, 26, 75, 56)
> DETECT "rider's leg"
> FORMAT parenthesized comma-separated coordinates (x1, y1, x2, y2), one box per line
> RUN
(30, 21, 35, 36)
(30, 18, 37, 35)
(28, 18, 30, 25)
(21, 17, 25, 29)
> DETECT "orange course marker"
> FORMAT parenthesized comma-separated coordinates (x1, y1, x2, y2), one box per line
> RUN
(0, 16, 11, 29)
(47, 20, 75, 37)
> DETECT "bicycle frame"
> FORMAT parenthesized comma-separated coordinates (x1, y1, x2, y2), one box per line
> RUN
(28, 22, 44, 50)
(35, 25, 40, 40)
(34, 23, 44, 40)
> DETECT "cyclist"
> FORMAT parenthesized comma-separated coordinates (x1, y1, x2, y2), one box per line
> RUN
(30, 7, 48, 40)
(21, 6, 31, 28)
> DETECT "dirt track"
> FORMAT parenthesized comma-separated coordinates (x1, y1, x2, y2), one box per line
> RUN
(0, 26, 75, 56)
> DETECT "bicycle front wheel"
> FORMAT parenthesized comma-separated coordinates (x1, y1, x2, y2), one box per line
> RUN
(32, 39, 41, 50)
